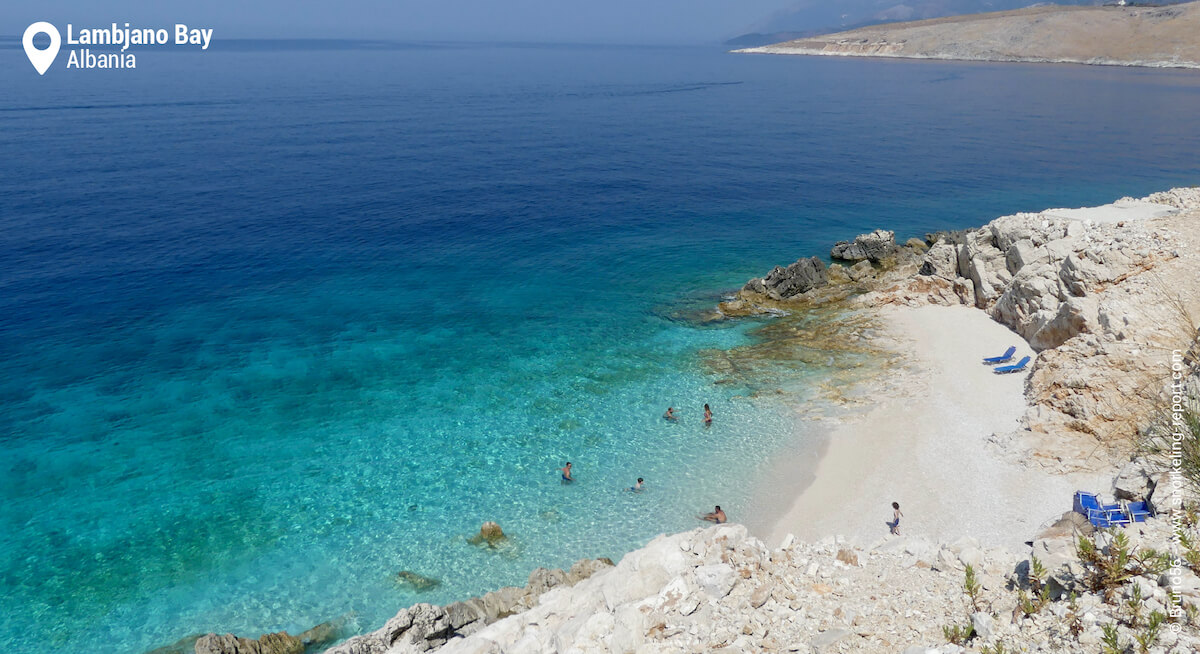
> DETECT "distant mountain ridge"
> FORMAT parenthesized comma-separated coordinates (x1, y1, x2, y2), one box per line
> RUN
(735, 2, 1200, 69)
(726, 0, 1193, 45)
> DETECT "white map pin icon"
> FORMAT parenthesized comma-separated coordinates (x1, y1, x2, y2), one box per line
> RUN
(23, 22, 61, 75)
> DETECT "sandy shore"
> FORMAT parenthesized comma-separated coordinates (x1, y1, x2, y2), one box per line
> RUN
(756, 304, 1111, 552)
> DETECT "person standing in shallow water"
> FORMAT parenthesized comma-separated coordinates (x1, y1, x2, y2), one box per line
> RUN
(628, 477, 644, 492)
(891, 501, 903, 535)
(703, 404, 712, 427)
(663, 407, 677, 422)
(560, 462, 573, 484)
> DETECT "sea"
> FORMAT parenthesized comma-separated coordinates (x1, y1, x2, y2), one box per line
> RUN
(1, 40, 1199, 653)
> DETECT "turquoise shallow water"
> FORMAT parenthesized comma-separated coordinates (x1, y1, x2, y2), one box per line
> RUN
(2, 42, 1200, 652)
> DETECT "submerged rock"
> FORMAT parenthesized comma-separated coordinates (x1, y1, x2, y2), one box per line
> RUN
(395, 570, 442, 592)
(466, 521, 506, 547)
(323, 557, 614, 654)
(144, 634, 203, 654)
(194, 631, 303, 654)
(192, 620, 343, 654)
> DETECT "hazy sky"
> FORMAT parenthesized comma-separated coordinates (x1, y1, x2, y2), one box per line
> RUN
(8, 0, 803, 43)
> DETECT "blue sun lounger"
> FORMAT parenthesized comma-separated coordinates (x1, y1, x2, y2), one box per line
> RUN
(983, 346, 1016, 365)
(1073, 491, 1132, 528)
(1126, 501, 1153, 522)
(994, 356, 1031, 374)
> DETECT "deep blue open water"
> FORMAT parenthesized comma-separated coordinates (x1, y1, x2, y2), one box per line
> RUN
(2, 42, 1199, 652)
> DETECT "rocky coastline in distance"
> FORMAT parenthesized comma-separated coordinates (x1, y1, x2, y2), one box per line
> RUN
(734, 2, 1200, 69)
(168, 187, 1200, 653)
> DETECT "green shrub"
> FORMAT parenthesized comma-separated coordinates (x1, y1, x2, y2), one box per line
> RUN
(1135, 610, 1166, 654)
(1076, 530, 1165, 602)
(1123, 583, 1143, 629)
(964, 563, 982, 610)
(1100, 622, 1125, 654)
(942, 622, 974, 645)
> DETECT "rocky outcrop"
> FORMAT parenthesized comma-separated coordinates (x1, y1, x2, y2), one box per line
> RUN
(195, 621, 341, 654)
(856, 189, 1200, 464)
(741, 256, 828, 300)
(360, 522, 1200, 654)
(722, 229, 929, 318)
(918, 240, 958, 279)
(321, 558, 613, 654)
(830, 229, 897, 263)
(1113, 458, 1157, 502)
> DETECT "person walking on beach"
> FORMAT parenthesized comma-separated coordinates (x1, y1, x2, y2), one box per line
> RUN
(628, 478, 644, 492)
(891, 501, 903, 535)
(703, 404, 712, 427)
(663, 407, 677, 422)
(698, 505, 726, 524)
(560, 462, 573, 484)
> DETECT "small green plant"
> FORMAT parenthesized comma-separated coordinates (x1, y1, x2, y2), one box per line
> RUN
(1124, 583, 1144, 629)
(1185, 601, 1200, 626)
(1030, 554, 1048, 581)
(1017, 555, 1052, 615)
(964, 563, 982, 610)
(942, 622, 974, 645)
(1135, 610, 1166, 654)
(1180, 530, 1200, 575)
(1100, 622, 1126, 654)
(1017, 588, 1050, 617)
(1077, 530, 1167, 602)
(980, 642, 1010, 654)
(1065, 592, 1084, 639)
(1137, 548, 1174, 576)
(1185, 503, 1200, 529)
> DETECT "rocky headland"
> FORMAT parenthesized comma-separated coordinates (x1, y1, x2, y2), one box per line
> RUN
(735, 3, 1200, 69)
(724, 187, 1200, 469)
(182, 188, 1200, 653)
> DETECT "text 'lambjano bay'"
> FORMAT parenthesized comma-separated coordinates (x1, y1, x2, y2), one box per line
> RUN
(65, 23, 213, 69)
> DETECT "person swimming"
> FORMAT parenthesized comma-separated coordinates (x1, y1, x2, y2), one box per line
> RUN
(628, 477, 644, 492)
(560, 462, 573, 484)
(703, 404, 712, 426)
(663, 407, 677, 421)
(698, 505, 726, 524)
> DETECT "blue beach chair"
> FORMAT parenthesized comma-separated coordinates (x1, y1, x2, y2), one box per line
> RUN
(994, 356, 1031, 374)
(1089, 508, 1132, 529)
(983, 346, 1016, 365)
(1126, 501, 1153, 522)
(1073, 491, 1132, 528)
(1073, 491, 1101, 515)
